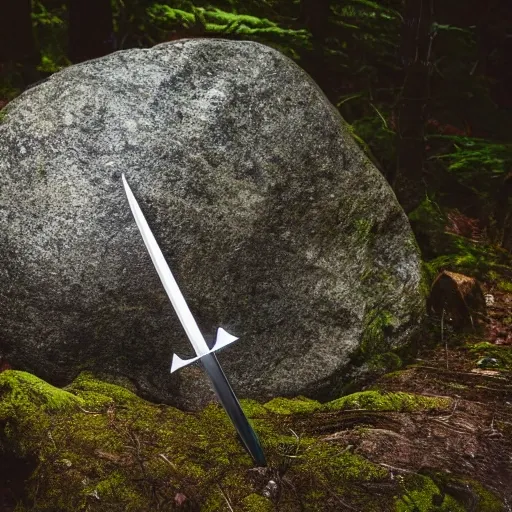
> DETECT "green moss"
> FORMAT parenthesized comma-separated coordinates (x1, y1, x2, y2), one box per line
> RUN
(409, 196, 512, 284)
(354, 217, 374, 242)
(396, 474, 465, 511)
(290, 442, 392, 510)
(324, 390, 452, 412)
(0, 371, 84, 414)
(422, 472, 505, 512)
(0, 371, 502, 511)
(469, 480, 505, 511)
(202, 491, 224, 512)
(437, 380, 469, 391)
(419, 260, 433, 298)
(263, 396, 322, 415)
(408, 198, 451, 261)
(65, 371, 144, 406)
(36, 161, 47, 179)
(497, 280, 512, 292)
(424, 235, 512, 283)
(240, 398, 269, 417)
(87, 471, 146, 508)
(367, 352, 403, 373)
(0, 82, 21, 102)
(0, 109, 8, 124)
(360, 309, 397, 356)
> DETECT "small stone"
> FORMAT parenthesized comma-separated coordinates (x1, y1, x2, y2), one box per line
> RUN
(262, 479, 278, 499)
(485, 294, 495, 306)
(477, 357, 499, 368)
(174, 493, 187, 506)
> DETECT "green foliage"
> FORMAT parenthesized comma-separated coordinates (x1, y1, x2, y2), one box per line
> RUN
(32, 1, 69, 73)
(349, 107, 396, 171)
(429, 136, 512, 200)
(427, 21, 506, 139)
(409, 196, 512, 284)
(498, 280, 512, 292)
(424, 236, 512, 283)
(330, 1, 402, 81)
(408, 197, 450, 259)
(145, 3, 311, 59)
(145, 4, 196, 26)
(0, 84, 21, 102)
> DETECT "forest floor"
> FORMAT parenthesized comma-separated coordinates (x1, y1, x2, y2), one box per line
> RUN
(335, 343, 512, 507)
(0, 258, 510, 511)
(273, 285, 512, 510)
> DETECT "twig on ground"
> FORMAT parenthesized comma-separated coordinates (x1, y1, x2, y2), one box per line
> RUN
(158, 453, 178, 470)
(431, 418, 475, 434)
(78, 405, 103, 415)
(438, 398, 459, 421)
(442, 307, 449, 370)
(217, 484, 234, 512)
(378, 462, 417, 475)
(324, 487, 358, 511)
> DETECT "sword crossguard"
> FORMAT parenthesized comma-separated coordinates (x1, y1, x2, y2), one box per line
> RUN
(170, 327, 238, 373)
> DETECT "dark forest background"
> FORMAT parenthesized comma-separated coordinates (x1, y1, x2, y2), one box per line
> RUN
(1, 0, 511, 293)
(1, 4, 512, 509)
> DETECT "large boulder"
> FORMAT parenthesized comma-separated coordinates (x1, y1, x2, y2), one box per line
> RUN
(0, 39, 424, 409)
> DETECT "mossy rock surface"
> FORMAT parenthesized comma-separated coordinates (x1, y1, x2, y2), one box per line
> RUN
(324, 390, 452, 412)
(0, 370, 505, 511)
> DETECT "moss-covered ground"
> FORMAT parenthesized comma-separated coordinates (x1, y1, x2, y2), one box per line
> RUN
(0, 360, 508, 511)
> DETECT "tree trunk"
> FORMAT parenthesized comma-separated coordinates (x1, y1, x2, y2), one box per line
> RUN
(428, 271, 486, 331)
(0, 0, 40, 84)
(299, 0, 332, 100)
(68, 0, 115, 63)
(392, 0, 433, 213)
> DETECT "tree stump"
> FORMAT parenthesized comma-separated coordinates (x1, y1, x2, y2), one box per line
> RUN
(428, 271, 486, 330)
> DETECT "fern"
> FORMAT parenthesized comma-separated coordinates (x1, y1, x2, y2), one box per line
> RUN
(429, 137, 512, 197)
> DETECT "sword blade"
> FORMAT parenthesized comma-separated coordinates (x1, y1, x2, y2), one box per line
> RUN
(122, 174, 210, 357)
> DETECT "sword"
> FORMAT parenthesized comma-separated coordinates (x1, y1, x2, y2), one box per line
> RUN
(122, 174, 267, 467)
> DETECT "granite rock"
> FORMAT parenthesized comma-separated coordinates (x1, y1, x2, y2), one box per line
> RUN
(0, 39, 424, 409)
